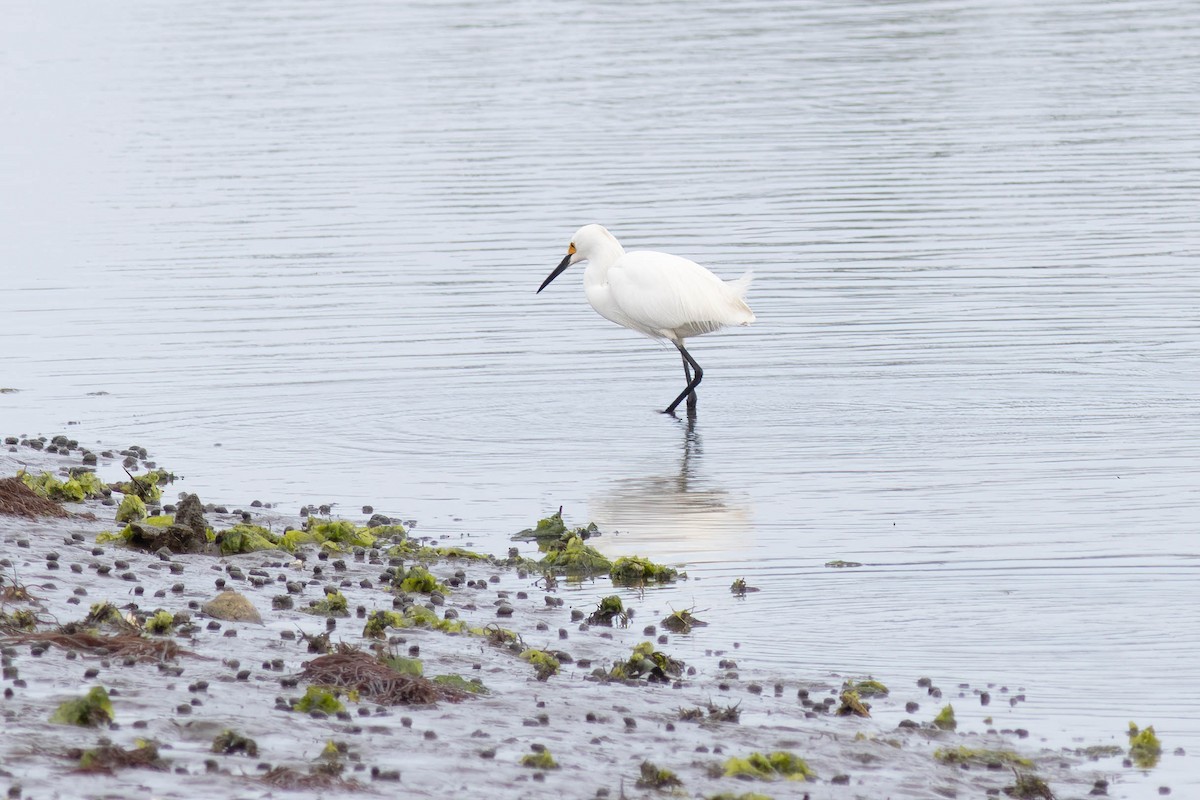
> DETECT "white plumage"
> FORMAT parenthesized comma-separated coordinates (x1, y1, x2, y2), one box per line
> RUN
(537, 224, 755, 414)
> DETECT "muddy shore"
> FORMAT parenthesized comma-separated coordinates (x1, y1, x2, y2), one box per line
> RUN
(0, 437, 1144, 799)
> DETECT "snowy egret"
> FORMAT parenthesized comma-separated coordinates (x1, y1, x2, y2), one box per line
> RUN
(537, 224, 755, 415)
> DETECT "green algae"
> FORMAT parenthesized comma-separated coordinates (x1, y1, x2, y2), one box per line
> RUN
(730, 577, 760, 595)
(520, 649, 561, 681)
(1003, 772, 1055, 799)
(279, 529, 324, 551)
(836, 689, 871, 717)
(364, 606, 465, 637)
(381, 655, 423, 677)
(1070, 744, 1124, 759)
(77, 739, 166, 773)
(432, 674, 489, 694)
(141, 514, 174, 527)
(18, 469, 107, 502)
(396, 565, 447, 594)
(587, 595, 629, 627)
(275, 518, 387, 553)
(305, 518, 377, 548)
(933, 703, 957, 731)
(430, 546, 489, 561)
(50, 686, 114, 727)
(304, 590, 349, 618)
(218, 522, 280, 555)
(845, 678, 889, 697)
(679, 702, 740, 724)
(519, 748, 559, 769)
(706, 702, 741, 723)
(539, 534, 612, 576)
(610, 555, 679, 586)
(0, 608, 38, 632)
(824, 559, 863, 568)
(83, 601, 132, 631)
(1128, 723, 1162, 768)
(115, 494, 147, 523)
(114, 469, 174, 502)
(602, 641, 683, 683)
(636, 760, 683, 789)
(661, 608, 707, 634)
(294, 686, 345, 714)
(143, 610, 176, 634)
(212, 730, 259, 757)
(721, 751, 814, 782)
(363, 610, 404, 639)
(513, 509, 598, 550)
(469, 623, 523, 653)
(934, 746, 1032, 768)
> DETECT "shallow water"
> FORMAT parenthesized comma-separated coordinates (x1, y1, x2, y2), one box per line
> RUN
(2, 0, 1199, 795)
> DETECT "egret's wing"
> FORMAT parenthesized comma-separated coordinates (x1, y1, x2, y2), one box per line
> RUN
(607, 250, 754, 339)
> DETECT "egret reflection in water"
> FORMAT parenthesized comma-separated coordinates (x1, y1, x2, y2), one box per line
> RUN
(589, 416, 754, 558)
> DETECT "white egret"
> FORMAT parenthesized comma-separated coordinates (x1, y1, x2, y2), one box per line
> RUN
(537, 224, 755, 415)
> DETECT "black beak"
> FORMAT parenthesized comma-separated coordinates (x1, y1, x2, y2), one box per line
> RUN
(537, 252, 573, 294)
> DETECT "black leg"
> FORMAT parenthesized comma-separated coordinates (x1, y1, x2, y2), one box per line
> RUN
(679, 349, 697, 411)
(664, 341, 703, 415)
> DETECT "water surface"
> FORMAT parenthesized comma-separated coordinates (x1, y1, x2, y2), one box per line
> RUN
(2, 1, 1198, 794)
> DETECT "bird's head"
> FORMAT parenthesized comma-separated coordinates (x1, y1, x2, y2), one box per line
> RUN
(537, 224, 616, 294)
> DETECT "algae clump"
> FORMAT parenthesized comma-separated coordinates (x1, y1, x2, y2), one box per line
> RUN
(50, 686, 114, 727)
(587, 595, 629, 627)
(305, 590, 350, 618)
(363, 610, 405, 639)
(1003, 772, 1055, 799)
(366, 605, 465, 635)
(845, 678, 888, 697)
(514, 508, 598, 549)
(144, 610, 176, 634)
(836, 689, 871, 717)
(402, 604, 465, 633)
(114, 469, 173, 502)
(539, 534, 612, 576)
(934, 746, 1032, 768)
(305, 518, 377, 549)
(19, 469, 107, 502)
(77, 739, 166, 773)
(381, 655, 423, 677)
(396, 565, 447, 594)
(115, 494, 147, 523)
(604, 641, 683, 683)
(0, 609, 38, 632)
(1128, 723, 1163, 768)
(212, 730, 259, 757)
(933, 703, 957, 731)
(218, 523, 280, 555)
(722, 751, 814, 781)
(279, 518, 380, 553)
(637, 760, 683, 789)
(661, 608, 707, 634)
(520, 649, 561, 681)
(433, 674, 489, 694)
(519, 748, 559, 769)
(610, 555, 679, 586)
(294, 687, 346, 714)
(730, 577, 760, 595)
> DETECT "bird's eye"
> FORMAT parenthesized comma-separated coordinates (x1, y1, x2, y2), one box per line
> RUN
(568, 243, 576, 255)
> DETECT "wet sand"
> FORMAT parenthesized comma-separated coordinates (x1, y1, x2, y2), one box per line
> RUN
(0, 438, 1149, 799)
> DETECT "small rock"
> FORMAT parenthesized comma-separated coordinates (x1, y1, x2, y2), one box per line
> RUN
(202, 590, 263, 624)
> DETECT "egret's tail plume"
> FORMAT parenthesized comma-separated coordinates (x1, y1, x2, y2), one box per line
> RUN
(727, 271, 755, 324)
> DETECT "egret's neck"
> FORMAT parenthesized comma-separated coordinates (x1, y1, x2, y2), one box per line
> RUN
(582, 239, 626, 287)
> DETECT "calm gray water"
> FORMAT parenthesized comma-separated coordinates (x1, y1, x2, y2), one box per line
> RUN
(3, 1, 1199, 794)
